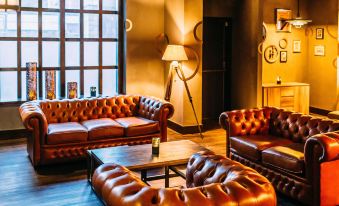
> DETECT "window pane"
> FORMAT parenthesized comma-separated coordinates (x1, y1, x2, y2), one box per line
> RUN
(66, 0, 80, 9)
(84, 69, 98, 97)
(42, 41, 60, 67)
(21, 41, 38, 67)
(65, 70, 80, 98)
(84, 14, 98, 38)
(0, 71, 17, 101)
(102, 69, 117, 96)
(84, 0, 99, 10)
(0, 41, 17, 68)
(103, 42, 117, 66)
(0, 11, 17, 37)
(102, 14, 118, 38)
(7, 0, 18, 5)
(42, 12, 60, 38)
(84, 42, 98, 66)
(21, 0, 38, 7)
(66, 42, 80, 66)
(103, 0, 118, 11)
(65, 13, 80, 38)
(42, 0, 60, 9)
(42, 70, 60, 99)
(21, 12, 38, 37)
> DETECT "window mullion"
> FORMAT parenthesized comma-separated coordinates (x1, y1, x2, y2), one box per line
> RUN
(17, 0, 22, 99)
(60, 0, 65, 97)
(38, 0, 43, 98)
(80, 0, 84, 97)
(99, 0, 102, 95)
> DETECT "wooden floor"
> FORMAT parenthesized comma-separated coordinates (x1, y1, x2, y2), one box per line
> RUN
(0, 128, 298, 206)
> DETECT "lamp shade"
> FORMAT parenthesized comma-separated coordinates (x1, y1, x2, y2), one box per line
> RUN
(162, 45, 188, 61)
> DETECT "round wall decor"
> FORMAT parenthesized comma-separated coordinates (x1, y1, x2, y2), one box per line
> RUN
(264, 45, 279, 63)
(279, 39, 287, 49)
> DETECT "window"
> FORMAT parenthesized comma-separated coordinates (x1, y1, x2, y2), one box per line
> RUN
(0, 0, 124, 102)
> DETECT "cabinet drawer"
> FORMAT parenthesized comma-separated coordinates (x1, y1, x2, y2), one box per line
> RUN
(281, 87, 295, 97)
(280, 96, 294, 107)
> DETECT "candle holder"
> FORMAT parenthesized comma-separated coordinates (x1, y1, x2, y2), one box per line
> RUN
(276, 76, 282, 85)
(26, 62, 37, 101)
(67, 82, 78, 99)
(152, 137, 160, 155)
(90, 86, 96, 97)
(45, 70, 56, 100)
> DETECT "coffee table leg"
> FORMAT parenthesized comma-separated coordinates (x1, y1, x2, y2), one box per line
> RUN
(165, 166, 169, 188)
(141, 170, 147, 182)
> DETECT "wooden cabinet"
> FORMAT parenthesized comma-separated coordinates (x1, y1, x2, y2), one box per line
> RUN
(262, 82, 310, 114)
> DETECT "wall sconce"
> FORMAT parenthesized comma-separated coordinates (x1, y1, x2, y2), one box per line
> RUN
(0, 0, 19, 11)
(162, 45, 203, 139)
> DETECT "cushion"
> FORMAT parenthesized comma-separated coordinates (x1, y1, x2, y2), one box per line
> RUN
(47, 122, 88, 145)
(262, 143, 305, 174)
(115, 117, 159, 137)
(230, 135, 293, 161)
(81, 118, 124, 140)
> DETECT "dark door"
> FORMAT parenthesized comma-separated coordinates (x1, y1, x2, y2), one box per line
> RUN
(202, 17, 232, 127)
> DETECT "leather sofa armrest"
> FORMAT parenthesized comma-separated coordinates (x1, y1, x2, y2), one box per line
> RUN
(305, 132, 339, 163)
(138, 96, 174, 142)
(19, 101, 48, 135)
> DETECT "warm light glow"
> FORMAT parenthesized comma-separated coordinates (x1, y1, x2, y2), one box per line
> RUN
(286, 17, 312, 28)
(162, 45, 188, 61)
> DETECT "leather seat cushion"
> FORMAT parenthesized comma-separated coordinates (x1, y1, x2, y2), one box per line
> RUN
(81, 118, 124, 140)
(230, 135, 293, 161)
(115, 117, 159, 137)
(262, 143, 305, 174)
(47, 122, 88, 145)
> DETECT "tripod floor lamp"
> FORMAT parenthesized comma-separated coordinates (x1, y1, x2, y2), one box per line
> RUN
(162, 45, 203, 139)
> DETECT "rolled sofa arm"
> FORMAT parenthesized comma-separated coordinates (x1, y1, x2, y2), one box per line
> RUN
(138, 96, 174, 121)
(92, 152, 276, 206)
(19, 101, 48, 134)
(305, 132, 339, 163)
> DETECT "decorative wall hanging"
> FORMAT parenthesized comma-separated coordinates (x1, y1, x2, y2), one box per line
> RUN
(279, 39, 288, 49)
(314, 45, 325, 56)
(293, 40, 301, 53)
(264, 45, 279, 63)
(125, 19, 133, 32)
(275, 9, 292, 32)
(26, 62, 37, 101)
(67, 82, 77, 99)
(193, 21, 203, 42)
(316, 28, 324, 39)
(258, 22, 268, 55)
(280, 51, 287, 63)
(45, 70, 56, 100)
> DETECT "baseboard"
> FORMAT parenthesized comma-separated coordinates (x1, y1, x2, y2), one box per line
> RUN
(168, 120, 203, 134)
(0, 129, 31, 140)
(309, 107, 330, 116)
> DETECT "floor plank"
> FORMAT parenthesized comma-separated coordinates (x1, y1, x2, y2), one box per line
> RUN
(0, 128, 299, 206)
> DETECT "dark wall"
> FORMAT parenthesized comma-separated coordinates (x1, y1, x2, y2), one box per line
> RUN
(203, 0, 236, 17)
(308, 0, 337, 24)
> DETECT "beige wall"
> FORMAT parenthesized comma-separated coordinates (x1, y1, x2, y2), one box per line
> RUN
(126, 0, 165, 99)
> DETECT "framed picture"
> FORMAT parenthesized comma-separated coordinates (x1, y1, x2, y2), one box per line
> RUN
(316, 28, 324, 39)
(314, 45, 325, 56)
(293, 40, 301, 53)
(275, 9, 292, 32)
(280, 51, 287, 63)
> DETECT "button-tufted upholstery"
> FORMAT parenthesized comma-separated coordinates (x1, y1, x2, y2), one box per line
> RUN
(92, 151, 276, 206)
(220, 107, 339, 206)
(19, 95, 174, 167)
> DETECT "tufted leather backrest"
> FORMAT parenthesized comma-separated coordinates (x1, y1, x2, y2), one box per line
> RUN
(92, 151, 277, 206)
(269, 110, 339, 143)
(226, 107, 274, 136)
(39, 95, 140, 123)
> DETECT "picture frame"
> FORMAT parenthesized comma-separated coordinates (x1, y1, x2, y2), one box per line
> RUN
(280, 51, 287, 63)
(275, 9, 292, 32)
(316, 28, 324, 39)
(314, 45, 325, 56)
(293, 40, 301, 53)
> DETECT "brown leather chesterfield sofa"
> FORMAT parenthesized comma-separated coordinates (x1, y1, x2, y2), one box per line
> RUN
(19, 95, 174, 167)
(219, 107, 339, 206)
(92, 152, 276, 206)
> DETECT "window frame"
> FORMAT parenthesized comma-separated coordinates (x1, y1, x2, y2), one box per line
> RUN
(0, 0, 126, 106)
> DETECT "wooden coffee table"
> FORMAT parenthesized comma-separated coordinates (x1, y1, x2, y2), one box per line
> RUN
(87, 140, 209, 187)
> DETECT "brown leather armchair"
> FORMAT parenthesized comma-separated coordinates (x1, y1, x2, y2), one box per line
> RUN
(92, 152, 276, 206)
(19, 95, 174, 167)
(219, 107, 339, 206)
